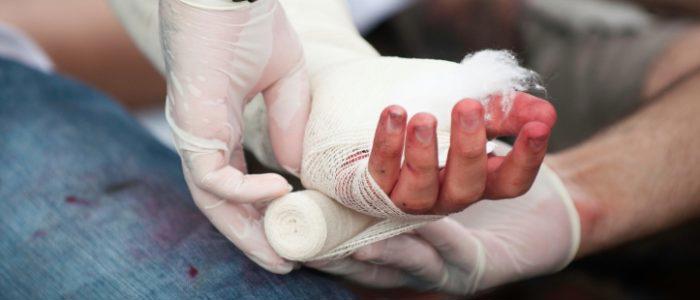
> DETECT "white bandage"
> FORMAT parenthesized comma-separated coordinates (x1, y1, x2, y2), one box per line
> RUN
(261, 0, 539, 261)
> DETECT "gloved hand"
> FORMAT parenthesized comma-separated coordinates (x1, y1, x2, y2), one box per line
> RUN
(161, 0, 311, 273)
(109, 0, 311, 273)
(308, 143, 581, 295)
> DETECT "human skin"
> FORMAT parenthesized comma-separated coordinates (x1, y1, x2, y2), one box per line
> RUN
(367, 92, 556, 215)
(551, 42, 700, 257)
(0, 0, 165, 109)
(643, 27, 700, 100)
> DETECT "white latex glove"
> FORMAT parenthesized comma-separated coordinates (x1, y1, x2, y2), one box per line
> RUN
(308, 143, 581, 295)
(109, 0, 311, 273)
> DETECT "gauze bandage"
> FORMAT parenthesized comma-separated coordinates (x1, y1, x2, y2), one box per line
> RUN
(262, 0, 539, 261)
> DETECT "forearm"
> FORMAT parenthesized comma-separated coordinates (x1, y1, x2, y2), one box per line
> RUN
(550, 73, 700, 257)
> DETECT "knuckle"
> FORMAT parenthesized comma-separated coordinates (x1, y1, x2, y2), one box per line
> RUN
(457, 144, 485, 160)
(523, 100, 557, 128)
(407, 161, 438, 175)
(445, 185, 484, 204)
(376, 142, 402, 159)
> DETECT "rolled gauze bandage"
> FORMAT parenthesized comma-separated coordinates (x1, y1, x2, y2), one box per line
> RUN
(264, 142, 496, 262)
(264, 191, 377, 261)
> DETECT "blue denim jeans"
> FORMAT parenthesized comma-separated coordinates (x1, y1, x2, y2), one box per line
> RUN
(0, 58, 355, 300)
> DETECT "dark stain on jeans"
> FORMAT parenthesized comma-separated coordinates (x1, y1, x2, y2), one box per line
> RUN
(32, 230, 48, 239)
(188, 265, 199, 279)
(128, 247, 148, 261)
(65, 195, 92, 206)
(104, 179, 141, 194)
(135, 195, 205, 249)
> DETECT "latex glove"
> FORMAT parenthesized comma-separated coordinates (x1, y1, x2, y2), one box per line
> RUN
(108, 0, 311, 273)
(308, 143, 580, 295)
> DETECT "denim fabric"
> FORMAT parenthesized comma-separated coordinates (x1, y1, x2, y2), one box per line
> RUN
(0, 58, 355, 300)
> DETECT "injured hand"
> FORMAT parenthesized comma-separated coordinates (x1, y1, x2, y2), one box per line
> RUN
(263, 50, 557, 262)
(366, 92, 555, 215)
(261, 0, 567, 264)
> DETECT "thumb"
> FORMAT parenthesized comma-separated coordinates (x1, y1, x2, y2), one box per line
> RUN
(263, 61, 311, 176)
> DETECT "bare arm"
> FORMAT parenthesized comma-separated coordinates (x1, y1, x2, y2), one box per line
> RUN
(0, 0, 165, 108)
(550, 70, 700, 257)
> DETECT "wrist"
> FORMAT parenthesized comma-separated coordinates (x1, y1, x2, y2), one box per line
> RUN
(546, 154, 607, 259)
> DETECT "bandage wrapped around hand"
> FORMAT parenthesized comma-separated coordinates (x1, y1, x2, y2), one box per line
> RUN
(262, 0, 540, 261)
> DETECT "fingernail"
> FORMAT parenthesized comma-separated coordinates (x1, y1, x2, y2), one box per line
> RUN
(460, 110, 482, 133)
(415, 125, 433, 145)
(387, 108, 404, 133)
(529, 136, 546, 151)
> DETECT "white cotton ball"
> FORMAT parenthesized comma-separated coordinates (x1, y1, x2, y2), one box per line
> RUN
(386, 50, 538, 166)
(392, 50, 539, 129)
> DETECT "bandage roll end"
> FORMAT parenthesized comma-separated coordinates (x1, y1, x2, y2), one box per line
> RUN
(264, 190, 376, 261)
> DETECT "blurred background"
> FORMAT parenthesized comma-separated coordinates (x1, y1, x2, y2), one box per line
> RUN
(1, 0, 699, 299)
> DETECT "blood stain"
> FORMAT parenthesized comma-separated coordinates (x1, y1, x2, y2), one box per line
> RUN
(32, 230, 48, 239)
(188, 265, 199, 278)
(65, 196, 92, 206)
